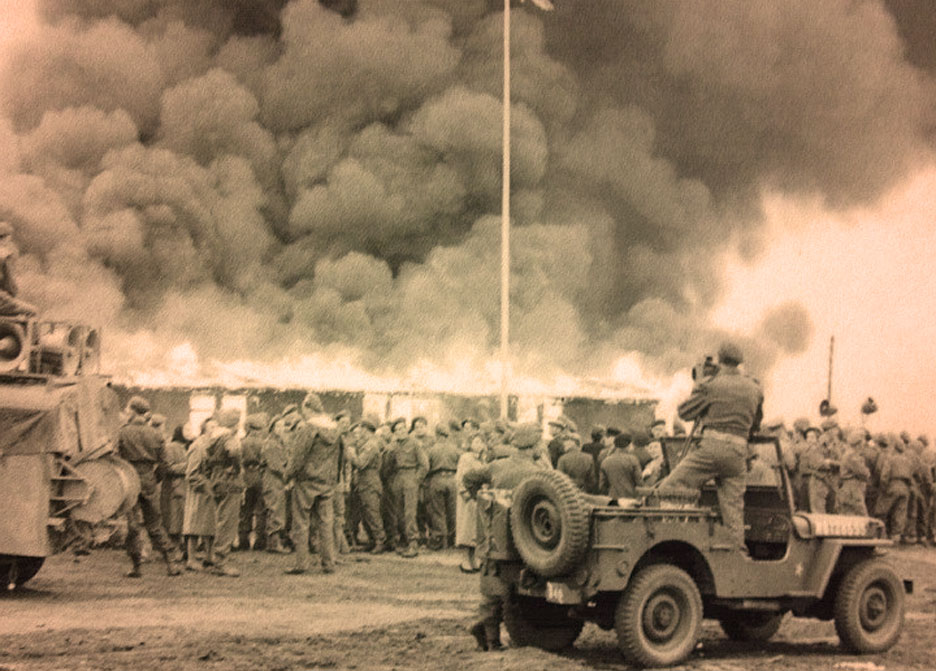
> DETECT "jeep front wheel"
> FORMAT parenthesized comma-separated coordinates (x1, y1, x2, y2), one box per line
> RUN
(615, 565, 702, 668)
(833, 559, 904, 653)
(503, 593, 584, 651)
(509, 470, 590, 578)
(719, 611, 784, 642)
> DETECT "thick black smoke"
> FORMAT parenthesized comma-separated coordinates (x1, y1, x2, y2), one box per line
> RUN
(0, 0, 932, 386)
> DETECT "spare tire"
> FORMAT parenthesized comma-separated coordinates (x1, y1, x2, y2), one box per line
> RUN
(509, 470, 591, 577)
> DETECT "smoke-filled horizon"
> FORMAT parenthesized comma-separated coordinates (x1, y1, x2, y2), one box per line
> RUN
(0, 0, 932, 390)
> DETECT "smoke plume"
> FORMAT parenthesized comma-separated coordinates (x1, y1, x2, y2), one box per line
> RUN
(0, 0, 932, 390)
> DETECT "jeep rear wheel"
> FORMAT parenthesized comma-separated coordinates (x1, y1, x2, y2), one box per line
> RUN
(509, 470, 590, 578)
(503, 593, 584, 651)
(834, 559, 904, 653)
(615, 564, 702, 668)
(719, 611, 784, 642)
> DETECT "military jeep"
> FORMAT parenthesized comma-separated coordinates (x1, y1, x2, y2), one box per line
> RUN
(478, 435, 911, 668)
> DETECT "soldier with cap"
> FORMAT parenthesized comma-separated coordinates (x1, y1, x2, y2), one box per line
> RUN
(656, 342, 763, 554)
(425, 423, 460, 550)
(206, 408, 244, 576)
(261, 408, 295, 553)
(835, 429, 872, 516)
(463, 423, 543, 651)
(348, 414, 386, 553)
(630, 430, 653, 471)
(546, 417, 566, 467)
(237, 413, 269, 552)
(332, 409, 353, 555)
(557, 433, 596, 493)
(599, 432, 644, 498)
(385, 416, 430, 557)
(800, 426, 838, 514)
(117, 396, 183, 578)
(875, 435, 915, 541)
(0, 222, 36, 317)
(582, 426, 606, 478)
(905, 439, 932, 544)
(285, 393, 342, 574)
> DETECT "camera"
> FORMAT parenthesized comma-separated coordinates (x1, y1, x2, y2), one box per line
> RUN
(691, 355, 719, 381)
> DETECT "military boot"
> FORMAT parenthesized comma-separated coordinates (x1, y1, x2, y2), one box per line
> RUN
(163, 551, 183, 577)
(484, 624, 503, 651)
(266, 534, 290, 554)
(469, 622, 488, 651)
(125, 556, 142, 579)
(210, 562, 241, 577)
(400, 543, 418, 559)
(369, 541, 385, 555)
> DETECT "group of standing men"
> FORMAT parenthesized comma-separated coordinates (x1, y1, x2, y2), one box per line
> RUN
(115, 390, 565, 579)
(769, 418, 935, 544)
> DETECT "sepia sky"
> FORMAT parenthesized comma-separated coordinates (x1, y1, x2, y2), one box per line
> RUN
(0, 0, 933, 431)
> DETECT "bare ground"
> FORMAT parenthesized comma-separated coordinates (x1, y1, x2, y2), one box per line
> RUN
(2, 545, 936, 670)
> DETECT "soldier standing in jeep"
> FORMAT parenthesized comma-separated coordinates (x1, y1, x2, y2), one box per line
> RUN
(656, 341, 764, 553)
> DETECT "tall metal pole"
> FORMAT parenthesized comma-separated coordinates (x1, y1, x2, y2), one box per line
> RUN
(499, 0, 511, 420)
(827, 335, 834, 403)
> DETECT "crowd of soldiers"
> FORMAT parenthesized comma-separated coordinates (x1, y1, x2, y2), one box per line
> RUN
(527, 412, 936, 547)
(114, 390, 561, 579)
(114, 384, 935, 585)
(764, 418, 935, 544)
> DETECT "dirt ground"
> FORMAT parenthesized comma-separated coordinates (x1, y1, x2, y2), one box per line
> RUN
(2, 544, 936, 671)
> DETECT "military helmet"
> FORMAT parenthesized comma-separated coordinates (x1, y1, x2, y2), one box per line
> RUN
(128, 395, 150, 415)
(717, 341, 743, 365)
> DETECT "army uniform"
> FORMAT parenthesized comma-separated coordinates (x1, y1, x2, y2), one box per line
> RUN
(333, 426, 352, 555)
(117, 399, 181, 577)
(599, 440, 644, 498)
(875, 442, 915, 541)
(557, 440, 597, 493)
(425, 430, 460, 549)
(463, 424, 542, 651)
(349, 419, 386, 552)
(582, 429, 606, 481)
(207, 413, 244, 574)
(385, 425, 430, 556)
(631, 431, 653, 471)
(799, 432, 838, 514)
(238, 415, 269, 551)
(261, 416, 291, 552)
(286, 398, 342, 574)
(905, 441, 932, 544)
(835, 433, 871, 516)
(656, 344, 763, 553)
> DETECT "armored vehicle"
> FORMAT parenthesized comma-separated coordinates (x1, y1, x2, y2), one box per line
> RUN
(0, 317, 133, 589)
(479, 435, 911, 667)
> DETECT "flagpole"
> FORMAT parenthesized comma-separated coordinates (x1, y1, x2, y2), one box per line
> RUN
(499, 0, 511, 420)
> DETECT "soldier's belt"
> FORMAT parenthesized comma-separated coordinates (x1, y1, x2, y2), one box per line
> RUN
(701, 429, 748, 446)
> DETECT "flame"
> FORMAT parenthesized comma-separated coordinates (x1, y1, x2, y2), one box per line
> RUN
(611, 351, 693, 423)
(111, 338, 663, 401)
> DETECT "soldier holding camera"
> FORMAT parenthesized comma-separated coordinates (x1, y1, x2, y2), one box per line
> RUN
(656, 342, 763, 554)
